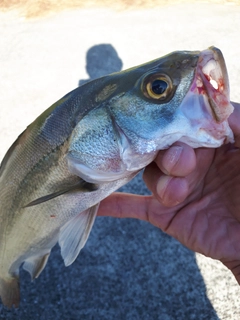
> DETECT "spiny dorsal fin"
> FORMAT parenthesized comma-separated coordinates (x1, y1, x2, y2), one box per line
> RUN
(59, 204, 99, 266)
(23, 180, 98, 208)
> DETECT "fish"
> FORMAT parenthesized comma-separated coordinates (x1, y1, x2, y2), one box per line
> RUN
(0, 46, 234, 308)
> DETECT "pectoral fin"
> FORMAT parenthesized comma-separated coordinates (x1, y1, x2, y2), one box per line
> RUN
(24, 180, 98, 208)
(59, 204, 99, 266)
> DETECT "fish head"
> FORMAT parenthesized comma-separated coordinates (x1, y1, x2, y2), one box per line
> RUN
(68, 47, 234, 182)
(108, 46, 233, 148)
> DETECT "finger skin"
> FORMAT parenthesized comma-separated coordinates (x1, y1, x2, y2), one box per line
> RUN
(155, 142, 196, 177)
(98, 192, 177, 231)
(140, 142, 197, 207)
(98, 192, 151, 221)
(143, 163, 189, 207)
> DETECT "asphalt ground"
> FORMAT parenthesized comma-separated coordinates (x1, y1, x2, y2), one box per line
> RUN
(0, 2, 240, 319)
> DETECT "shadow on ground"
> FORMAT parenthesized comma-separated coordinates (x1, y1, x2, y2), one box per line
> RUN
(78, 44, 123, 85)
(0, 44, 219, 320)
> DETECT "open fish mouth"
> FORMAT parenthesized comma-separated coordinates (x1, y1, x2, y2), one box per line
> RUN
(177, 46, 234, 147)
(193, 46, 233, 123)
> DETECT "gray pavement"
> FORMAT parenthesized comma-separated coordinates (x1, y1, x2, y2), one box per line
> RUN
(0, 3, 240, 319)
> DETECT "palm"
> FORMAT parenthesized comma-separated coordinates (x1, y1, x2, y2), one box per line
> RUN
(146, 144, 240, 281)
(156, 144, 240, 253)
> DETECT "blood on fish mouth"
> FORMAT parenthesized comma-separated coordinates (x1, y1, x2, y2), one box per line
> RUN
(192, 46, 232, 122)
(177, 46, 234, 145)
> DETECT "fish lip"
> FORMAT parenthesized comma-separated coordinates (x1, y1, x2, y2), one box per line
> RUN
(192, 46, 233, 123)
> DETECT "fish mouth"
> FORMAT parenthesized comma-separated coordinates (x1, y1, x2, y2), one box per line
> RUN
(193, 46, 233, 122)
(178, 46, 234, 146)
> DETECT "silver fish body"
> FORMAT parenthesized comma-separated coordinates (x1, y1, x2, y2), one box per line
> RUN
(0, 47, 234, 307)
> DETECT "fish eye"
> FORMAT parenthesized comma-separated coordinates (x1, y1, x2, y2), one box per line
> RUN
(143, 73, 173, 101)
(151, 79, 168, 94)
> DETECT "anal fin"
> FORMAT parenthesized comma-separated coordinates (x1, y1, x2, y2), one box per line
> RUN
(0, 276, 20, 308)
(22, 252, 50, 280)
(59, 204, 99, 266)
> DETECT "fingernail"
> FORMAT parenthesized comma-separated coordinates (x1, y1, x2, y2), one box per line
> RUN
(156, 175, 172, 201)
(165, 145, 183, 173)
(157, 176, 181, 207)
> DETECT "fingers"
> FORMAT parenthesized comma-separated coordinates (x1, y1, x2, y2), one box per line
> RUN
(98, 192, 177, 230)
(98, 192, 141, 219)
(143, 162, 189, 207)
(98, 192, 152, 221)
(143, 144, 215, 207)
(143, 142, 197, 207)
(155, 142, 196, 176)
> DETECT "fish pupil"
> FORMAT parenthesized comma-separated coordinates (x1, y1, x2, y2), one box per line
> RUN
(151, 79, 168, 95)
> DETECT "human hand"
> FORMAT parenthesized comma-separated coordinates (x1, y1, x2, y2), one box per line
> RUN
(98, 101, 240, 284)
